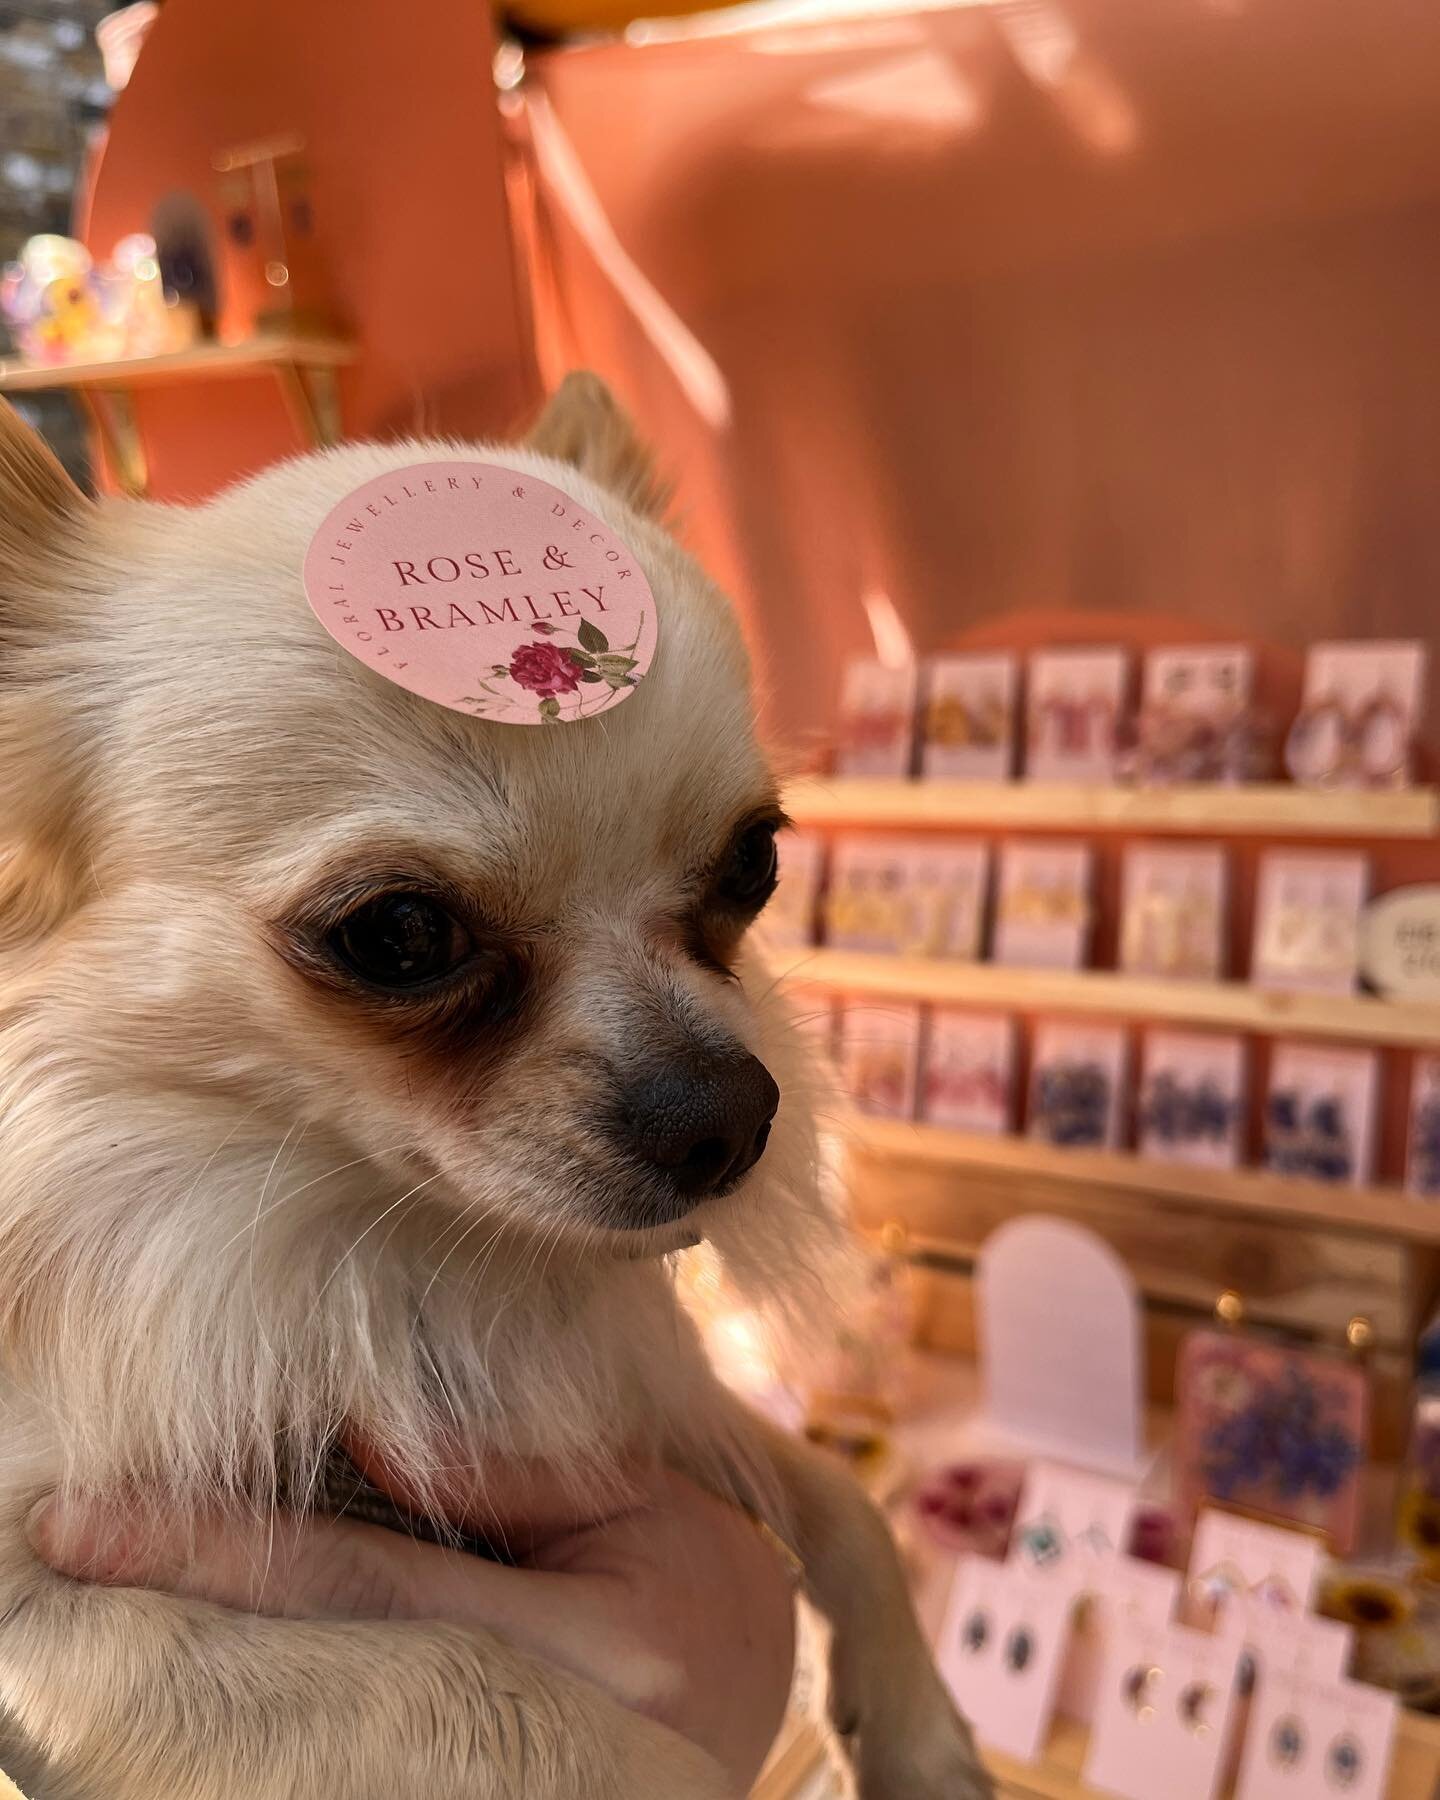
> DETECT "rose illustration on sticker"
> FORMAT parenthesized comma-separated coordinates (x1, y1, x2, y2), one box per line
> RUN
(301, 460, 658, 726)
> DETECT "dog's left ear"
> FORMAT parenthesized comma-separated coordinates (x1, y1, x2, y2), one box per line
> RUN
(0, 400, 90, 626)
(525, 371, 668, 519)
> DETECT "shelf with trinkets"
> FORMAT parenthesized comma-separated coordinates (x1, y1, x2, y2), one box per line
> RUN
(783, 777, 1440, 841)
(777, 948, 1440, 1051)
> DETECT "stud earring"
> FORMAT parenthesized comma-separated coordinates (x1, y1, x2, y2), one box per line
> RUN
(1272, 1715, 1305, 1770)
(1122, 1664, 1164, 1721)
(1004, 1626, 1035, 1674)
(1326, 1733, 1362, 1790)
(961, 1609, 989, 1655)
(1177, 1681, 1216, 1738)
(1017, 1514, 1065, 1567)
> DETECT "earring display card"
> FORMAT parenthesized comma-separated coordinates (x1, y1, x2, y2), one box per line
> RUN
(1144, 644, 1254, 719)
(1288, 640, 1427, 791)
(937, 1556, 1079, 1762)
(1252, 852, 1369, 995)
(993, 841, 1093, 970)
(921, 653, 1019, 781)
(1010, 1461, 1139, 1574)
(835, 658, 918, 777)
(922, 1011, 1015, 1134)
(1407, 1055, 1440, 1200)
(826, 837, 990, 959)
(1233, 1668, 1398, 1800)
(1264, 1041, 1379, 1187)
(1025, 647, 1130, 784)
(1027, 1020, 1128, 1150)
(1086, 1617, 1242, 1800)
(1138, 1031, 1245, 1171)
(836, 1003, 921, 1119)
(1216, 1599, 1352, 1687)
(1186, 1506, 1324, 1619)
(756, 830, 825, 952)
(1120, 844, 1228, 981)
(1056, 1556, 1181, 1728)
(1177, 1330, 1368, 1555)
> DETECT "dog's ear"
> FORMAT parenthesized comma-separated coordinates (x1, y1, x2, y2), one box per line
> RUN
(0, 404, 95, 935)
(525, 372, 668, 519)
(0, 400, 89, 633)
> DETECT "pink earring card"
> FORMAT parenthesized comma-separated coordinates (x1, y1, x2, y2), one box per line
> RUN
(836, 1002, 921, 1119)
(1085, 1616, 1242, 1800)
(1185, 1507, 1323, 1622)
(1233, 1667, 1398, 1800)
(921, 1011, 1015, 1134)
(835, 658, 918, 777)
(1025, 647, 1130, 784)
(1119, 844, 1227, 982)
(1009, 1461, 1139, 1576)
(1251, 851, 1369, 995)
(937, 1556, 1079, 1763)
(1137, 1030, 1246, 1171)
(993, 841, 1093, 970)
(921, 653, 1019, 781)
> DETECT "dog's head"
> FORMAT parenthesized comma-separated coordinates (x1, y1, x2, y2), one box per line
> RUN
(0, 379, 828, 1490)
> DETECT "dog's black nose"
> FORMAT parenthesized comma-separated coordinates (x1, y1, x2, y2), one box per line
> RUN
(618, 1052, 780, 1199)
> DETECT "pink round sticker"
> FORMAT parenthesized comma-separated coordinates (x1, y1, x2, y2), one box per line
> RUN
(302, 460, 658, 725)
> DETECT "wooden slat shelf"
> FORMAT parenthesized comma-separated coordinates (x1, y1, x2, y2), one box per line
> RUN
(783, 776, 1440, 839)
(780, 947, 1440, 1049)
(840, 1114, 1440, 1245)
(0, 333, 355, 394)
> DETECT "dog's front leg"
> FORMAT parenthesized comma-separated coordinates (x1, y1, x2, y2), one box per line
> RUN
(718, 1403, 994, 1800)
(0, 1568, 736, 1800)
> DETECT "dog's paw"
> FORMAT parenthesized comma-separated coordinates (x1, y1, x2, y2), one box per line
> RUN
(845, 1693, 994, 1800)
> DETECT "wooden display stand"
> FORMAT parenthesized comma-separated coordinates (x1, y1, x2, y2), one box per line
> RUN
(781, 772, 1440, 1457)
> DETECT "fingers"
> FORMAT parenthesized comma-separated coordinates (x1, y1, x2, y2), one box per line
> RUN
(25, 1493, 655, 1700)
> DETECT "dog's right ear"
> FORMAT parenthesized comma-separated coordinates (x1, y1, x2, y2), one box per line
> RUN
(525, 372, 668, 520)
(0, 400, 90, 636)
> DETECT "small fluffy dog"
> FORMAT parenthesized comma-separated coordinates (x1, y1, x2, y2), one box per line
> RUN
(0, 378, 987, 1798)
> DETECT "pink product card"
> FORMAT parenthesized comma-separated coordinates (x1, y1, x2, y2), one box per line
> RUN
(1025, 647, 1130, 784)
(937, 1557, 1079, 1763)
(1175, 1331, 1369, 1555)
(1217, 1599, 1352, 1689)
(1407, 1054, 1440, 1200)
(1009, 1461, 1139, 1575)
(1137, 1031, 1246, 1171)
(1085, 1616, 1241, 1800)
(826, 837, 989, 959)
(1143, 645, 1254, 719)
(1027, 1020, 1128, 1151)
(1119, 844, 1227, 981)
(921, 653, 1019, 781)
(755, 830, 825, 952)
(1251, 852, 1369, 995)
(837, 1003, 922, 1119)
(835, 659, 918, 777)
(302, 461, 657, 725)
(1185, 1507, 1323, 1622)
(1233, 1669, 1398, 1800)
(1288, 640, 1428, 790)
(922, 1011, 1015, 1135)
(1264, 1041, 1380, 1188)
(1056, 1557, 1181, 1728)
(993, 841, 1093, 970)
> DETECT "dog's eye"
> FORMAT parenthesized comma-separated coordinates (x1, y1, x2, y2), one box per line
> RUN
(328, 893, 471, 990)
(716, 820, 779, 910)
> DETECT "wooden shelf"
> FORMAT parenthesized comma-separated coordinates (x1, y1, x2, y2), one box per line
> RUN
(783, 776, 1440, 839)
(780, 947, 1440, 1049)
(840, 1114, 1440, 1244)
(0, 333, 355, 394)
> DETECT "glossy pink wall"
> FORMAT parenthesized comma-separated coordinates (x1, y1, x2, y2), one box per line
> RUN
(511, 0, 1440, 751)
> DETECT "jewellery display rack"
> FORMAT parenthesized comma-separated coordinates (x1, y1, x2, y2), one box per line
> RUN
(769, 777, 1440, 1796)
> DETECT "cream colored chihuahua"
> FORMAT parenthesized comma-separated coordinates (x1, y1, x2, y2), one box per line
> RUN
(0, 378, 986, 1799)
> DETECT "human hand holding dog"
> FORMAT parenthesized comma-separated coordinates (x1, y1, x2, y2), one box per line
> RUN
(30, 1466, 796, 1797)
